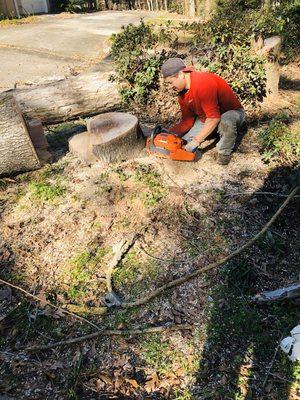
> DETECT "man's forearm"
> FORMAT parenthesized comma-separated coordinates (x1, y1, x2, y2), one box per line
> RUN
(194, 118, 220, 143)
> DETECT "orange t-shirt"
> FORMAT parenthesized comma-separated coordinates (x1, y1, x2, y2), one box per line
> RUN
(170, 71, 243, 135)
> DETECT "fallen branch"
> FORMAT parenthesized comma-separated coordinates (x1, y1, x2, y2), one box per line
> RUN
(252, 283, 300, 303)
(121, 186, 299, 308)
(0, 278, 101, 331)
(22, 324, 193, 352)
(225, 191, 300, 198)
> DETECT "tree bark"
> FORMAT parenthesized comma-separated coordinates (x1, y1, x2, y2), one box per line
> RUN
(69, 112, 145, 164)
(189, 0, 196, 17)
(0, 94, 40, 177)
(0, 72, 122, 125)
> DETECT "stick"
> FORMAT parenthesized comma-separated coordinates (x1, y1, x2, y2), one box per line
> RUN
(252, 283, 300, 303)
(121, 186, 299, 308)
(263, 333, 285, 388)
(225, 191, 300, 198)
(0, 278, 101, 331)
(22, 324, 193, 352)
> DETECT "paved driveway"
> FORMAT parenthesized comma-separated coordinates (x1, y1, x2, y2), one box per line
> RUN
(0, 11, 153, 91)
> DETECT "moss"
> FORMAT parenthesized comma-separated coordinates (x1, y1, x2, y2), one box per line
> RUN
(29, 181, 66, 203)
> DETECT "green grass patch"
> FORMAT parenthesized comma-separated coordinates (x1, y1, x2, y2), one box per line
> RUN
(113, 250, 162, 298)
(140, 333, 199, 378)
(133, 164, 167, 207)
(259, 113, 300, 164)
(62, 246, 110, 302)
(29, 181, 66, 203)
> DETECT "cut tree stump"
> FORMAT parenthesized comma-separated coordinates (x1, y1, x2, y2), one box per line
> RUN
(0, 93, 40, 177)
(3, 72, 122, 124)
(252, 35, 281, 97)
(69, 112, 145, 164)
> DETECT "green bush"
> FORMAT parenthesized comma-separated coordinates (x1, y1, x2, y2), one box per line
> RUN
(110, 20, 183, 104)
(196, 44, 266, 106)
(259, 113, 300, 164)
(58, 0, 84, 13)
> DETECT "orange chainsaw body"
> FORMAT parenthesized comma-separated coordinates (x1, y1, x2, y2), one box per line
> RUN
(146, 132, 196, 162)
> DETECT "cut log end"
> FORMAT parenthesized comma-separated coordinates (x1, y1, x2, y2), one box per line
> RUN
(69, 112, 145, 164)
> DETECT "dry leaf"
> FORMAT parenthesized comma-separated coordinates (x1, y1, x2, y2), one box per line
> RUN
(96, 378, 105, 391)
(125, 378, 139, 389)
(145, 372, 159, 393)
(99, 373, 112, 386)
(113, 370, 123, 390)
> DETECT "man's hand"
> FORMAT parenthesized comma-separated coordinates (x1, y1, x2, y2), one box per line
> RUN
(184, 139, 200, 153)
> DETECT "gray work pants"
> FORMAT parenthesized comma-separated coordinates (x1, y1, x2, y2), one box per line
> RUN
(182, 109, 245, 155)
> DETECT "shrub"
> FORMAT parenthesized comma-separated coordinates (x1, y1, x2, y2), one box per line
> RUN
(110, 20, 183, 104)
(259, 113, 300, 164)
(196, 44, 266, 106)
(58, 0, 84, 13)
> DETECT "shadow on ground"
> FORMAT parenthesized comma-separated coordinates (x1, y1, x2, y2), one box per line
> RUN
(192, 166, 300, 400)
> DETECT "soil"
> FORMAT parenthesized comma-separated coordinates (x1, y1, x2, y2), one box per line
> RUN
(0, 63, 299, 400)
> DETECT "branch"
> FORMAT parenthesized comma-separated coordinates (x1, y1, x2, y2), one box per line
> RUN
(121, 186, 299, 308)
(225, 191, 300, 198)
(252, 283, 300, 303)
(0, 278, 101, 331)
(21, 324, 193, 352)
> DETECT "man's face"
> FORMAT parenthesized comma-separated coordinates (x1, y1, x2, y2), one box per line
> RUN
(165, 73, 186, 92)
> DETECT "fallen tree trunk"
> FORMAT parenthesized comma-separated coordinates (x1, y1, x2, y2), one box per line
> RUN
(1, 72, 123, 125)
(0, 94, 40, 177)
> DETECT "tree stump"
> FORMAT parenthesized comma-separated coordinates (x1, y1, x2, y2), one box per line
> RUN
(252, 35, 281, 97)
(0, 94, 40, 177)
(69, 112, 145, 164)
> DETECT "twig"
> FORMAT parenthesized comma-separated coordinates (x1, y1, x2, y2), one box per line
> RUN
(22, 324, 193, 352)
(121, 186, 299, 308)
(139, 244, 186, 264)
(263, 333, 285, 388)
(225, 191, 300, 198)
(0, 278, 101, 331)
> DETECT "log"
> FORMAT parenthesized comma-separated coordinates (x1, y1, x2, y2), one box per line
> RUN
(69, 112, 145, 164)
(1, 72, 122, 125)
(0, 93, 40, 177)
(252, 283, 300, 303)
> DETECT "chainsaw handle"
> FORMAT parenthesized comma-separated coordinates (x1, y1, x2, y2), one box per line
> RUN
(150, 125, 168, 148)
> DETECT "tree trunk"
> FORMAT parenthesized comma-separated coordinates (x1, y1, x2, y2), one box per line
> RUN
(189, 0, 196, 17)
(0, 93, 40, 177)
(164, 0, 167, 11)
(69, 112, 145, 164)
(1, 72, 122, 125)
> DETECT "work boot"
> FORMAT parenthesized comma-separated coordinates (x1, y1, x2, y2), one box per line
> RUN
(217, 153, 231, 165)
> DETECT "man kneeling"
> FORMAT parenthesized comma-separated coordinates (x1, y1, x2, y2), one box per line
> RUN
(161, 58, 245, 165)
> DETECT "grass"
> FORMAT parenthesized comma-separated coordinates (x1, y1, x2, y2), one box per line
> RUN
(133, 163, 167, 207)
(61, 246, 110, 302)
(29, 181, 66, 203)
(0, 15, 39, 26)
(259, 112, 300, 164)
(196, 258, 300, 399)
(113, 250, 162, 298)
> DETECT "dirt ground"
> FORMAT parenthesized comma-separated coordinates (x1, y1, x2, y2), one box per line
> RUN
(0, 62, 299, 399)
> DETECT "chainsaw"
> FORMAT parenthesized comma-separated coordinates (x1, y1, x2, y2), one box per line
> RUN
(146, 126, 197, 162)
